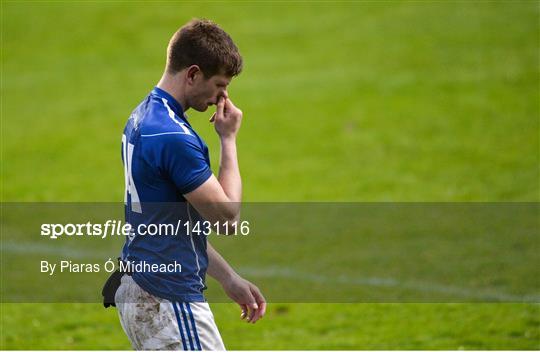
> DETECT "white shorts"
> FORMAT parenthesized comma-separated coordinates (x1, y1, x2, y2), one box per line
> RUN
(115, 275, 225, 351)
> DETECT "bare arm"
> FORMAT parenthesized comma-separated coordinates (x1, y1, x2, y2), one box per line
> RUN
(184, 97, 242, 223)
(206, 240, 237, 283)
(184, 96, 266, 323)
(217, 135, 241, 203)
(207, 242, 266, 323)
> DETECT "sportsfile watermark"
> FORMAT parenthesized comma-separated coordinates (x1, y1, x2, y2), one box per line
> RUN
(1, 202, 539, 303)
(40, 219, 251, 239)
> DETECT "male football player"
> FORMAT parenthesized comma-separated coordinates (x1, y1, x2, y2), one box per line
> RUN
(114, 19, 265, 350)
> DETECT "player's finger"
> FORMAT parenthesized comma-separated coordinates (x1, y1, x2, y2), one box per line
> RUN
(241, 290, 257, 323)
(250, 287, 266, 322)
(224, 97, 235, 111)
(258, 302, 267, 319)
(209, 112, 216, 123)
(222, 98, 231, 117)
(251, 300, 266, 322)
(247, 302, 258, 323)
(251, 286, 266, 323)
(216, 96, 225, 118)
(238, 288, 258, 322)
(240, 304, 248, 320)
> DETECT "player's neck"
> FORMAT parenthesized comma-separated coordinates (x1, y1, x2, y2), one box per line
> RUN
(156, 74, 189, 112)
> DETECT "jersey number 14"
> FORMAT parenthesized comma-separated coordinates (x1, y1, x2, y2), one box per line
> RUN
(122, 134, 142, 213)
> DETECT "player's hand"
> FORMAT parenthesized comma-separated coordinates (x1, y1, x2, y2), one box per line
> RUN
(210, 96, 242, 139)
(221, 274, 266, 323)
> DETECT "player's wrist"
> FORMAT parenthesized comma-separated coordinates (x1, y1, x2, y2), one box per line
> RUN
(219, 270, 241, 287)
(219, 134, 237, 143)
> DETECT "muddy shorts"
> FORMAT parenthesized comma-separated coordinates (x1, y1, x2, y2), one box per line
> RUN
(115, 275, 225, 351)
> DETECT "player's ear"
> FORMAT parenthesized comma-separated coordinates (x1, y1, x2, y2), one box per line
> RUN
(186, 65, 202, 85)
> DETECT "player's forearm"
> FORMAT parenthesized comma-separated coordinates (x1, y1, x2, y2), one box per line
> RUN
(207, 241, 239, 284)
(218, 136, 242, 203)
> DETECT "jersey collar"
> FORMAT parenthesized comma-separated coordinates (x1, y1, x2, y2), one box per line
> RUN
(152, 87, 184, 117)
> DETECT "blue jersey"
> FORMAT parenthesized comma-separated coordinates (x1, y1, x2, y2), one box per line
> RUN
(120, 87, 212, 302)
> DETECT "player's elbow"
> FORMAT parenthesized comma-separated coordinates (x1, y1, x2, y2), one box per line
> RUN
(200, 202, 239, 224)
(213, 204, 240, 235)
(219, 203, 240, 223)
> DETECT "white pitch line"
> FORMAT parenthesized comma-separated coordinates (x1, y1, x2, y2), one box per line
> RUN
(2, 241, 104, 259)
(239, 266, 540, 303)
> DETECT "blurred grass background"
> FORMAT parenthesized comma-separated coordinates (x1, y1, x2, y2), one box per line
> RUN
(1, 0, 539, 349)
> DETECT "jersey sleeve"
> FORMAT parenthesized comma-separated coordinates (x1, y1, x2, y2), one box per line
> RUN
(157, 134, 213, 194)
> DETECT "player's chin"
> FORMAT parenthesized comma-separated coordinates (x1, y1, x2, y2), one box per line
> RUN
(193, 103, 210, 112)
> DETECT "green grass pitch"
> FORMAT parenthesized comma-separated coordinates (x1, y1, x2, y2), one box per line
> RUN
(1, 1, 539, 349)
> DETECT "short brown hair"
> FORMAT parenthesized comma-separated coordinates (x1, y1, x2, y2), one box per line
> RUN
(166, 19, 243, 78)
